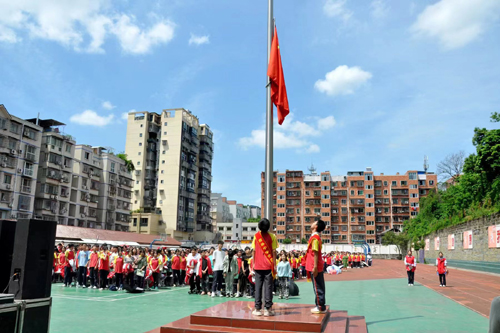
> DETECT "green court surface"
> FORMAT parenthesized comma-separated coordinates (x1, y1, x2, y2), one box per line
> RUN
(49, 279, 488, 333)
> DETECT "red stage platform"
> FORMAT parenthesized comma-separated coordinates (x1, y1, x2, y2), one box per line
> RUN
(149, 301, 367, 333)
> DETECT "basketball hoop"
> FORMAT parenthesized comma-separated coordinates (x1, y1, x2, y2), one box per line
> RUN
(160, 233, 167, 242)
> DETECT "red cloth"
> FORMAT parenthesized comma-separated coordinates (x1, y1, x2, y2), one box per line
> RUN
(305, 234, 324, 272)
(180, 257, 187, 271)
(99, 252, 109, 271)
(88, 252, 98, 268)
(150, 258, 160, 272)
(58, 252, 66, 266)
(300, 256, 306, 267)
(198, 257, 213, 276)
(237, 257, 243, 273)
(267, 26, 289, 125)
(326, 256, 332, 266)
(65, 250, 74, 267)
(172, 255, 181, 270)
(406, 255, 416, 272)
(114, 257, 124, 274)
(253, 232, 274, 271)
(437, 257, 447, 274)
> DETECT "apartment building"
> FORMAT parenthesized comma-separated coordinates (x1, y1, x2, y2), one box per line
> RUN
(0, 105, 43, 220)
(29, 118, 133, 230)
(125, 109, 214, 241)
(261, 167, 437, 244)
(249, 205, 262, 219)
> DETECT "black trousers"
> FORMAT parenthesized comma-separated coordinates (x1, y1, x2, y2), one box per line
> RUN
(115, 273, 123, 287)
(152, 272, 159, 288)
(311, 271, 326, 311)
(407, 271, 415, 284)
(200, 274, 209, 292)
(189, 274, 201, 292)
(100, 270, 108, 288)
(180, 270, 186, 285)
(89, 267, 98, 287)
(125, 272, 134, 287)
(254, 270, 273, 310)
(77, 266, 87, 286)
(173, 269, 180, 285)
(212, 270, 223, 293)
(64, 266, 72, 286)
(439, 273, 446, 286)
(238, 271, 247, 294)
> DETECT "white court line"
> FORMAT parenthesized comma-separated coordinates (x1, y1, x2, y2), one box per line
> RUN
(53, 287, 189, 302)
(107, 287, 189, 302)
(52, 296, 112, 302)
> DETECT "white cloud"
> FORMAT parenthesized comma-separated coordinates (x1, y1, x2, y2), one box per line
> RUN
(238, 114, 336, 154)
(371, 1, 389, 20)
(323, 0, 353, 21)
(411, 0, 500, 50)
(315, 65, 372, 96)
(188, 34, 210, 46)
(102, 101, 116, 110)
(121, 109, 135, 121)
(0, 1, 176, 54)
(70, 110, 115, 126)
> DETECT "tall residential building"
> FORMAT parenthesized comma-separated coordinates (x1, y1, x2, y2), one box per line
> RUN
(261, 167, 438, 244)
(125, 109, 214, 241)
(28, 118, 133, 230)
(0, 105, 43, 219)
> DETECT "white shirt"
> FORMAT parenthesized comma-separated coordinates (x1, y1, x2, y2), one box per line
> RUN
(212, 250, 225, 271)
(186, 253, 201, 275)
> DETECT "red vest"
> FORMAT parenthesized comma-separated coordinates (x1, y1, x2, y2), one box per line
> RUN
(180, 257, 187, 270)
(253, 232, 274, 271)
(326, 256, 332, 265)
(437, 257, 447, 274)
(150, 258, 160, 272)
(115, 257, 124, 274)
(172, 255, 181, 270)
(406, 255, 415, 272)
(300, 256, 306, 266)
(305, 234, 324, 272)
(99, 252, 109, 271)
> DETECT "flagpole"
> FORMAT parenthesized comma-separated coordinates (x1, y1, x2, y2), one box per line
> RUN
(264, 0, 274, 224)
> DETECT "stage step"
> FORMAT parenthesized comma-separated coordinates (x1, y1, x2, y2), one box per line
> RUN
(157, 301, 367, 333)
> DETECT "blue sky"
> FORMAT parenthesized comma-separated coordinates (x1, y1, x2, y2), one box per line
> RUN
(1, 0, 500, 207)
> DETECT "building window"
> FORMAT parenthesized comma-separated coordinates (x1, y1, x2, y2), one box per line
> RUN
(391, 181, 397, 187)
(18, 195, 31, 211)
(164, 122, 168, 126)
(384, 181, 388, 186)
(111, 162, 115, 173)
(409, 172, 417, 180)
(410, 184, 417, 189)
(137, 162, 140, 165)
(365, 174, 373, 181)
(84, 152, 90, 160)
(4, 174, 12, 184)
(65, 144, 71, 153)
(357, 190, 363, 195)
(139, 143, 142, 146)
(429, 180, 435, 186)
(140, 218, 148, 226)
(133, 218, 137, 226)
(139, 133, 143, 137)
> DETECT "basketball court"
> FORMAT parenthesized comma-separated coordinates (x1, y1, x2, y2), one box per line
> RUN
(49, 260, 493, 332)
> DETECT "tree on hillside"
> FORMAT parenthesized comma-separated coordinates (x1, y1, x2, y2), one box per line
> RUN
(117, 153, 135, 172)
(381, 231, 409, 258)
(437, 151, 466, 183)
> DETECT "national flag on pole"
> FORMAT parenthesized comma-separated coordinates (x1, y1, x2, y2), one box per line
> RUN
(267, 26, 289, 125)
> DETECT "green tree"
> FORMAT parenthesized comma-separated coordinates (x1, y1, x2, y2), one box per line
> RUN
(117, 153, 135, 172)
(283, 238, 292, 244)
(381, 231, 409, 257)
(301, 238, 307, 244)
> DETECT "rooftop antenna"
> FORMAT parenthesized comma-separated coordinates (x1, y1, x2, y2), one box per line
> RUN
(424, 155, 429, 173)
(308, 163, 317, 175)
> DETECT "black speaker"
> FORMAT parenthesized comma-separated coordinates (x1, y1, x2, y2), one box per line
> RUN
(0, 220, 17, 292)
(289, 280, 299, 296)
(9, 219, 57, 300)
(0, 302, 20, 333)
(18, 298, 51, 333)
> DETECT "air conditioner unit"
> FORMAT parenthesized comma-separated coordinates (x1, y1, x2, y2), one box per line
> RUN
(10, 149, 16, 155)
(10, 214, 16, 219)
(1, 163, 6, 168)
(8, 203, 13, 208)
(18, 149, 23, 154)
(24, 130, 30, 136)
(17, 168, 22, 173)
(82, 185, 87, 190)
(5, 185, 11, 190)
(81, 213, 86, 218)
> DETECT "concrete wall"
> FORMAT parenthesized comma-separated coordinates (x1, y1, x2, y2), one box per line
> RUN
(423, 213, 500, 262)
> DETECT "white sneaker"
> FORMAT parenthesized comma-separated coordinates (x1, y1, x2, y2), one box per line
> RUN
(311, 307, 327, 314)
(252, 309, 263, 316)
(99, 288, 103, 290)
(264, 309, 275, 317)
(211, 292, 216, 298)
(442, 285, 446, 288)
(439, 285, 442, 287)
(217, 291, 222, 297)
(408, 284, 411, 286)
(93, 286, 97, 289)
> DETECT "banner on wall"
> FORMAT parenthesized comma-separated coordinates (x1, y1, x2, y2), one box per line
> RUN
(463, 230, 473, 249)
(489, 225, 500, 248)
(434, 237, 440, 250)
(448, 234, 455, 250)
(425, 238, 430, 251)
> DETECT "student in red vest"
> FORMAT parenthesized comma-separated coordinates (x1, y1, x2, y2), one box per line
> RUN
(114, 248, 124, 290)
(64, 244, 75, 287)
(436, 251, 448, 287)
(149, 250, 161, 290)
(98, 245, 110, 290)
(300, 253, 306, 278)
(180, 251, 187, 286)
(306, 219, 327, 314)
(88, 245, 99, 289)
(251, 218, 278, 317)
(172, 249, 181, 287)
(404, 250, 416, 286)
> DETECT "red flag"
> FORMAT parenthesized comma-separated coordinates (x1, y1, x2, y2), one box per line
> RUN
(267, 26, 289, 125)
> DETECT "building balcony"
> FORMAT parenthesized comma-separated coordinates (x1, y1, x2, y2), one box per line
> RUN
(180, 189, 197, 200)
(198, 196, 210, 205)
(197, 214, 211, 224)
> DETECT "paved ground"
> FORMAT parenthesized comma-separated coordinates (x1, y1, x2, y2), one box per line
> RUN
(325, 259, 500, 317)
(48, 259, 493, 333)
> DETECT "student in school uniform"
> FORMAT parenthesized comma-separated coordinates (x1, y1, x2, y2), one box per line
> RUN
(300, 254, 307, 278)
(77, 244, 89, 288)
(436, 251, 448, 287)
(306, 219, 327, 314)
(354, 253, 360, 268)
(404, 250, 416, 286)
(114, 248, 124, 290)
(251, 218, 278, 317)
(342, 252, 348, 272)
(58, 248, 67, 286)
(180, 251, 187, 286)
(98, 245, 110, 290)
(64, 244, 75, 287)
(277, 253, 292, 300)
(348, 252, 353, 269)
(149, 250, 161, 290)
(186, 247, 201, 294)
(199, 249, 213, 295)
(88, 245, 99, 289)
(171, 249, 181, 287)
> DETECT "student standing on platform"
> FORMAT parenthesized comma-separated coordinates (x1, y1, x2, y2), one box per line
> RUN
(251, 218, 278, 317)
(436, 252, 448, 287)
(306, 219, 327, 314)
(404, 250, 416, 286)
(76, 245, 89, 288)
(211, 241, 225, 298)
